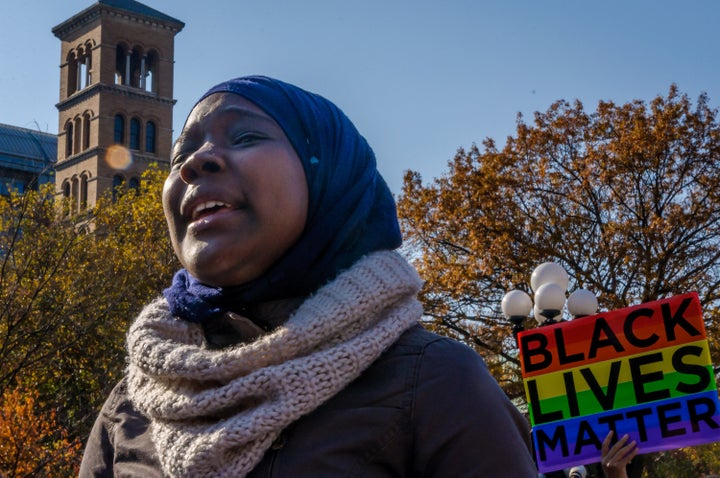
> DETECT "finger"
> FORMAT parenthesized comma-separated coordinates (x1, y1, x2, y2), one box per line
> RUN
(609, 434, 629, 454)
(609, 443, 638, 471)
(604, 434, 630, 462)
(618, 442, 638, 464)
(601, 430, 614, 454)
(627, 445, 639, 462)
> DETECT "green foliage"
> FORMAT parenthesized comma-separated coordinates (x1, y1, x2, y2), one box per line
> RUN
(0, 165, 178, 474)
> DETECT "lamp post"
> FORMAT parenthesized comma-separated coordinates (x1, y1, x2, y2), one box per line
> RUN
(501, 289, 532, 339)
(502, 261, 598, 336)
(567, 288, 599, 319)
(501, 262, 599, 478)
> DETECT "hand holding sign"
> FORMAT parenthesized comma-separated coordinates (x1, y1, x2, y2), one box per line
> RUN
(600, 431, 637, 478)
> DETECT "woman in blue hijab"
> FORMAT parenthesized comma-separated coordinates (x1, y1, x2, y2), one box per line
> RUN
(80, 76, 536, 477)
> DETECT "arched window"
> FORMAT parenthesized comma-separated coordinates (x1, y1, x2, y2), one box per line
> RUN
(129, 177, 140, 192)
(78, 52, 88, 90)
(145, 121, 156, 153)
(112, 174, 124, 202)
(80, 174, 89, 209)
(65, 122, 73, 158)
(144, 50, 159, 93)
(71, 177, 79, 213)
(81, 44, 92, 88)
(67, 52, 78, 96)
(62, 180, 72, 216)
(129, 48, 142, 88)
(115, 45, 127, 85)
(74, 117, 82, 155)
(129, 118, 141, 150)
(85, 48, 92, 87)
(82, 113, 91, 151)
(114, 115, 124, 143)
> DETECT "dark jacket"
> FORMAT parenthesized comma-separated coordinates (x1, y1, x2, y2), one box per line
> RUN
(80, 325, 537, 477)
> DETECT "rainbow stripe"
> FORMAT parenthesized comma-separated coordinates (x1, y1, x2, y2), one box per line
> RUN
(526, 340, 714, 425)
(533, 391, 720, 472)
(519, 292, 705, 378)
(518, 292, 720, 473)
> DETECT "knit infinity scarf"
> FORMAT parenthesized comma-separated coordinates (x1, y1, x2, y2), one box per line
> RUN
(126, 251, 423, 477)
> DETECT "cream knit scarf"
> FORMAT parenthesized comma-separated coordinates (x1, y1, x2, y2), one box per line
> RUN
(126, 251, 423, 477)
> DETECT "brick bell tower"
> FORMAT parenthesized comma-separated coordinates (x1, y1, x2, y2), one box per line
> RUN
(52, 0, 183, 211)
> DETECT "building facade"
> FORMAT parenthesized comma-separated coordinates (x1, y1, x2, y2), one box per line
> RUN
(52, 0, 183, 210)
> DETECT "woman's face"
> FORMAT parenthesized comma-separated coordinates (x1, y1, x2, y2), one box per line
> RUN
(163, 93, 308, 287)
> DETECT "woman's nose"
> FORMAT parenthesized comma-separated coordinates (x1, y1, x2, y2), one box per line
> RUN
(179, 143, 225, 184)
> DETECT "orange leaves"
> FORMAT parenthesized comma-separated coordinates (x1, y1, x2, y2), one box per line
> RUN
(398, 85, 720, 402)
(0, 387, 81, 477)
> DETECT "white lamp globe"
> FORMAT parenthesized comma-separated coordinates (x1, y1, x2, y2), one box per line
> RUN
(567, 288, 598, 318)
(534, 282, 566, 316)
(501, 290, 533, 318)
(531, 262, 569, 293)
(533, 304, 544, 325)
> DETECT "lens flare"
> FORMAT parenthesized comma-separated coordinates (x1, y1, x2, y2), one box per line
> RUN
(105, 145, 133, 170)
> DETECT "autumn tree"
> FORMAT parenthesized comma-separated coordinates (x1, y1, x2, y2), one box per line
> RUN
(399, 84, 720, 384)
(0, 386, 81, 477)
(0, 165, 178, 474)
(397, 86, 720, 476)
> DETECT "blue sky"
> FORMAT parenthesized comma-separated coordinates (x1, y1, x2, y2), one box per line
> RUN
(1, 1, 718, 193)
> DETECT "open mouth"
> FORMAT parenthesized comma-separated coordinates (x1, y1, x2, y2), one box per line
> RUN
(191, 200, 232, 220)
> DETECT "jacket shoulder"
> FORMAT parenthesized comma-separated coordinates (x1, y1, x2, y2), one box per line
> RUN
(388, 324, 485, 368)
(394, 325, 538, 477)
(79, 378, 162, 477)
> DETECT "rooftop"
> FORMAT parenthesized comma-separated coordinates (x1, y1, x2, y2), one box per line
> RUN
(97, 0, 183, 26)
(53, 0, 184, 38)
(0, 124, 57, 165)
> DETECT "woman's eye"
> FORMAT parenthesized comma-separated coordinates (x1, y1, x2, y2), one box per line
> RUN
(171, 138, 195, 166)
(231, 132, 262, 145)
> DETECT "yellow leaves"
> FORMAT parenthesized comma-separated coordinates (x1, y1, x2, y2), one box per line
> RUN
(644, 442, 720, 477)
(0, 164, 178, 474)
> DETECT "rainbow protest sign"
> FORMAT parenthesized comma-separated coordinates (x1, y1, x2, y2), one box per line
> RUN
(518, 292, 720, 473)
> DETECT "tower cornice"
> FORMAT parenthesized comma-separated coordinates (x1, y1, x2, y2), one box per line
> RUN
(52, 1, 184, 40)
(56, 83, 177, 112)
(54, 146, 169, 171)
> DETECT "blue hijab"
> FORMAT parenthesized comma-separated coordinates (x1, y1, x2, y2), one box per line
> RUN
(164, 76, 402, 323)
